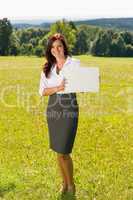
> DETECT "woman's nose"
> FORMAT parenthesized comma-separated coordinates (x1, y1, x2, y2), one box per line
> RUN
(56, 47, 60, 52)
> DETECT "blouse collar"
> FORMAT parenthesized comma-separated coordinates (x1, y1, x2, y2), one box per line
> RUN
(52, 55, 72, 72)
(64, 56, 71, 66)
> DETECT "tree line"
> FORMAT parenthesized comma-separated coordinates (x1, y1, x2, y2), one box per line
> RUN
(0, 18, 133, 57)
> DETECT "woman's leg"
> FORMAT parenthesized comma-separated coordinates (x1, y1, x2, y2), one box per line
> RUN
(57, 154, 68, 190)
(57, 153, 75, 192)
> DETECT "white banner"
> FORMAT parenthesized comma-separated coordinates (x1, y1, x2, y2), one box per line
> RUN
(57, 66, 100, 93)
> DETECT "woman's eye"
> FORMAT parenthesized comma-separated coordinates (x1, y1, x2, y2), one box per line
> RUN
(52, 45, 62, 49)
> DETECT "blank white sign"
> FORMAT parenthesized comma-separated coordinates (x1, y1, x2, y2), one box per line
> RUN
(57, 66, 100, 94)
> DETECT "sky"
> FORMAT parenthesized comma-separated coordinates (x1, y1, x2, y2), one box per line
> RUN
(0, 0, 133, 20)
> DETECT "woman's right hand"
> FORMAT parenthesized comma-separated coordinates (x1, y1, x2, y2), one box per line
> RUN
(57, 79, 66, 92)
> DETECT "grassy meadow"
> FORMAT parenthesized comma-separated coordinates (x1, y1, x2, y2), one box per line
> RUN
(0, 55, 133, 200)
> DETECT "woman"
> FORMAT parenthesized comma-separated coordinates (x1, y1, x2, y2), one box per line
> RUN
(39, 33, 79, 195)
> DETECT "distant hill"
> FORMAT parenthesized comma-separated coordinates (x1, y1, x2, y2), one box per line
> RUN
(11, 18, 133, 31)
(13, 23, 50, 29)
(75, 18, 133, 31)
(11, 19, 53, 29)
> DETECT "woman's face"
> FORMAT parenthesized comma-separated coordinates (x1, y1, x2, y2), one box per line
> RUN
(51, 39, 65, 58)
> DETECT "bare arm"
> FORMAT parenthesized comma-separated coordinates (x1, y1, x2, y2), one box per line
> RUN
(42, 79, 65, 96)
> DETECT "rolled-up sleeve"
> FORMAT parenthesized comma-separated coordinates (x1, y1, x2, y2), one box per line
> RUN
(39, 71, 47, 96)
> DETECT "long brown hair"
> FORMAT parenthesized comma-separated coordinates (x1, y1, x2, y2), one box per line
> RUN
(43, 33, 69, 78)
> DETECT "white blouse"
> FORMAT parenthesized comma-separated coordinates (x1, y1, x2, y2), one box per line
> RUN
(39, 56, 80, 96)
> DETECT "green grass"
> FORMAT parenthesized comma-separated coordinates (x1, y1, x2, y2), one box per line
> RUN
(0, 55, 133, 200)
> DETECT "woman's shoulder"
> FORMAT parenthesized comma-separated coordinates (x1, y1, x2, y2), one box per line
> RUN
(40, 68, 53, 79)
(40, 70, 48, 79)
(41, 70, 45, 77)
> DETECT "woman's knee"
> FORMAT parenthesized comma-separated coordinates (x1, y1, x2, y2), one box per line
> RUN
(57, 153, 70, 160)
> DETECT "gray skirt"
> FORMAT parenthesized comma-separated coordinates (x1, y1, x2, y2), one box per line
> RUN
(46, 93, 79, 154)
